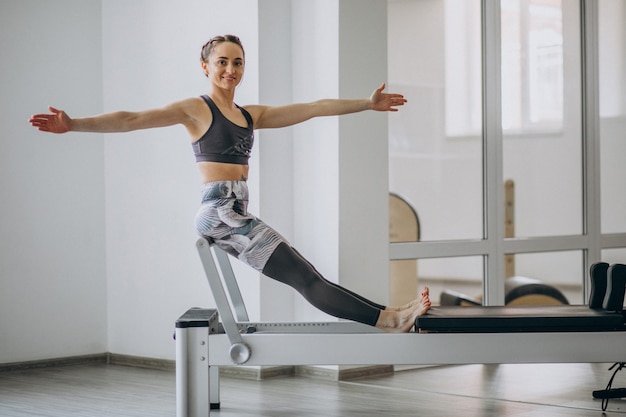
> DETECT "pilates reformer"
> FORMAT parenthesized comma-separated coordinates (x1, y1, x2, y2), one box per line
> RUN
(175, 237, 626, 416)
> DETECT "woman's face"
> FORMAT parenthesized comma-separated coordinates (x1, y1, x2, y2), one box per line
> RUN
(203, 41, 245, 90)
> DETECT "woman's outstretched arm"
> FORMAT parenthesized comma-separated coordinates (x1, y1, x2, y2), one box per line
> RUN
(29, 99, 201, 134)
(246, 83, 406, 130)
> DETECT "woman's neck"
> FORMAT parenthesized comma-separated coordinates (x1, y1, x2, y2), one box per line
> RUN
(207, 86, 236, 107)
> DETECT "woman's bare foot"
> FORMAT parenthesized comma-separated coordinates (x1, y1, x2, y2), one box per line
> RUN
(376, 287, 431, 333)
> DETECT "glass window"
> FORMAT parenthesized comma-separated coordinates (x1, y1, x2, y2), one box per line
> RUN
(387, 0, 623, 308)
(398, 256, 484, 307)
(501, 0, 564, 133)
(388, 0, 483, 242)
(510, 251, 583, 305)
(502, 0, 582, 238)
(602, 248, 626, 266)
(599, 0, 626, 234)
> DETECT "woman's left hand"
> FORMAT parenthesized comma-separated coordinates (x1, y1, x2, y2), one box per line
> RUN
(370, 83, 407, 112)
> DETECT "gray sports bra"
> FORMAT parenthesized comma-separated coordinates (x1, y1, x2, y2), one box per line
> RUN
(192, 95, 254, 165)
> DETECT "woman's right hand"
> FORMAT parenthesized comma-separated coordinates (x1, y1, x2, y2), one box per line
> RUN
(29, 106, 72, 133)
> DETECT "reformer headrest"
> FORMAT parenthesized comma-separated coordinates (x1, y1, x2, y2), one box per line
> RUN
(595, 263, 626, 312)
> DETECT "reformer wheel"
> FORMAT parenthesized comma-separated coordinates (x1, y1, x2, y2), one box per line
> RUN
(229, 342, 251, 364)
(505, 276, 569, 306)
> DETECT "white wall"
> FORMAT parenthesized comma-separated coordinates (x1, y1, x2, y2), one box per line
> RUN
(0, 0, 107, 363)
(290, 0, 390, 322)
(0, 0, 264, 363)
(338, 0, 390, 305)
(101, 0, 261, 359)
(257, 0, 297, 321)
(291, 0, 341, 322)
(1, 0, 392, 363)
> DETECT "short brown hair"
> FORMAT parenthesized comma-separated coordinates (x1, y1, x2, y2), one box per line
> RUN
(200, 34, 245, 63)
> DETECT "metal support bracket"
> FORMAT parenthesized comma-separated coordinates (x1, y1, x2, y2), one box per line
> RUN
(196, 238, 251, 365)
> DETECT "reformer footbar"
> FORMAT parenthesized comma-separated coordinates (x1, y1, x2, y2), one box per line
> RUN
(175, 239, 626, 417)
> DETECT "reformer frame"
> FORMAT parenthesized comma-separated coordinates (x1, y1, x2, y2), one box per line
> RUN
(175, 237, 626, 417)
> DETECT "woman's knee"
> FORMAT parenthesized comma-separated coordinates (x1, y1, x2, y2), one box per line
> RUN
(263, 243, 320, 288)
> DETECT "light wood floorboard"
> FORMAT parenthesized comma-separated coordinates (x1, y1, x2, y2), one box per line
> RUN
(1, 363, 626, 416)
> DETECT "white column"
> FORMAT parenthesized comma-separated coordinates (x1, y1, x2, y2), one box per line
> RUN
(287, 0, 390, 323)
(338, 0, 390, 306)
(257, 0, 297, 321)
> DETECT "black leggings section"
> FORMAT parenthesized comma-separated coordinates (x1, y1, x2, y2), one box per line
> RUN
(261, 242, 383, 326)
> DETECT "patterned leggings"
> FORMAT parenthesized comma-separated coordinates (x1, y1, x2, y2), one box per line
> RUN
(195, 181, 384, 326)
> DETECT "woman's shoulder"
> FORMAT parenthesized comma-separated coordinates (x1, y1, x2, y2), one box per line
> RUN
(164, 97, 213, 139)
(169, 96, 212, 115)
(239, 104, 267, 124)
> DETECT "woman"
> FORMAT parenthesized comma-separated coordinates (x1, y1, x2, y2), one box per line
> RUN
(29, 34, 431, 332)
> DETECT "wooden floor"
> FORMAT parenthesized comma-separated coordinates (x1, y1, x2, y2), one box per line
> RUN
(1, 362, 626, 416)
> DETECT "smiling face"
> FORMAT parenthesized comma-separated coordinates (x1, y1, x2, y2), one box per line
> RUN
(201, 41, 245, 91)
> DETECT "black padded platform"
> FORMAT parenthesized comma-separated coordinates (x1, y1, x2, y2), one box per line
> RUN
(416, 305, 626, 333)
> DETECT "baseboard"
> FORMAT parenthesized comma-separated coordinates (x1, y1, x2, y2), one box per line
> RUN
(219, 365, 296, 380)
(1, 354, 394, 382)
(0, 353, 108, 372)
(0, 353, 174, 373)
(218, 365, 394, 381)
(107, 353, 175, 371)
(296, 365, 395, 381)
